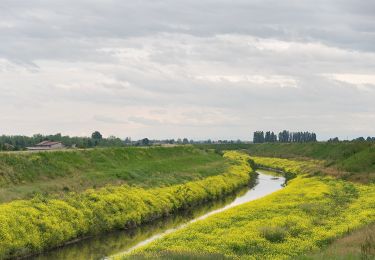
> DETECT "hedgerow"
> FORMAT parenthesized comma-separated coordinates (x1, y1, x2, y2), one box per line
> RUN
(0, 151, 253, 259)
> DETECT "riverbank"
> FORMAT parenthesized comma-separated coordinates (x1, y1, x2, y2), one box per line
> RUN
(0, 151, 253, 259)
(125, 156, 375, 259)
(0, 146, 229, 203)
(31, 171, 284, 260)
(195, 142, 375, 183)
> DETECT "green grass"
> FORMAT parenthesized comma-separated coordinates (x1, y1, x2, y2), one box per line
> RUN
(301, 223, 375, 259)
(196, 142, 375, 183)
(0, 146, 229, 202)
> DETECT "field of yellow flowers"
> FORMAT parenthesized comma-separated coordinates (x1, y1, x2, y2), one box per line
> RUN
(0, 151, 253, 259)
(127, 157, 375, 259)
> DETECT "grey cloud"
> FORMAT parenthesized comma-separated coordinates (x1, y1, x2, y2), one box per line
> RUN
(1, 0, 375, 64)
(0, 1, 375, 140)
(93, 115, 128, 124)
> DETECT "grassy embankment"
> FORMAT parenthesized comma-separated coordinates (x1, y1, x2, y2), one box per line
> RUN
(196, 142, 375, 183)
(0, 146, 230, 202)
(0, 150, 254, 259)
(126, 156, 375, 259)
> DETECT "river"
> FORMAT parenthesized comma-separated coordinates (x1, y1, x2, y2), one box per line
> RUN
(30, 170, 285, 260)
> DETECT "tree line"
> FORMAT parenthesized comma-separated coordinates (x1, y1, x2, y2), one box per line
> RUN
(328, 136, 375, 142)
(0, 132, 124, 151)
(253, 130, 317, 143)
(0, 132, 238, 151)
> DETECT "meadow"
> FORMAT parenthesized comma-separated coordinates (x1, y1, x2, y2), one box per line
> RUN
(0, 146, 229, 202)
(0, 150, 254, 259)
(126, 156, 375, 259)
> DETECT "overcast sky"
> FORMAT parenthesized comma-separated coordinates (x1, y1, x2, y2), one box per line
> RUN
(1, 0, 375, 140)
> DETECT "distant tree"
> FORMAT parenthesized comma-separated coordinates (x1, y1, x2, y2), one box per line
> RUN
(182, 138, 189, 144)
(124, 137, 132, 144)
(265, 131, 271, 142)
(328, 137, 340, 142)
(271, 132, 277, 142)
(278, 130, 290, 143)
(91, 131, 103, 140)
(353, 137, 365, 142)
(141, 138, 150, 146)
(278, 130, 316, 143)
(253, 131, 265, 143)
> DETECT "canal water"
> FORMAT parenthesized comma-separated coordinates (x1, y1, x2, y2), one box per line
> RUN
(30, 170, 285, 260)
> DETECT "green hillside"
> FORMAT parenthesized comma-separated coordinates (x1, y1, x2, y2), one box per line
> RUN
(0, 146, 229, 202)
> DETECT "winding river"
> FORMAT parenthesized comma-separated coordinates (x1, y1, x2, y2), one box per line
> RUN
(30, 170, 285, 260)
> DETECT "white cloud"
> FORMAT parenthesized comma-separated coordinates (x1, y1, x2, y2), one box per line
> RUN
(195, 74, 297, 88)
(328, 73, 375, 85)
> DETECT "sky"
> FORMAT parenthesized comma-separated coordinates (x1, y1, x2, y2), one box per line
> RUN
(1, 0, 375, 140)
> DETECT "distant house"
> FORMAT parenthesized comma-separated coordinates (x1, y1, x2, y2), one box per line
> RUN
(27, 141, 65, 151)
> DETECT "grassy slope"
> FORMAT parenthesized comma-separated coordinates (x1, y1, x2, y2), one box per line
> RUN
(127, 157, 375, 259)
(0, 146, 229, 202)
(196, 142, 375, 183)
(0, 151, 253, 259)
(303, 223, 375, 259)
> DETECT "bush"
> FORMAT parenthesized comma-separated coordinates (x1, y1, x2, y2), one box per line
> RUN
(260, 226, 287, 243)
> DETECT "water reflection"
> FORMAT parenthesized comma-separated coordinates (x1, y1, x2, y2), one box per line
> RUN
(29, 171, 285, 260)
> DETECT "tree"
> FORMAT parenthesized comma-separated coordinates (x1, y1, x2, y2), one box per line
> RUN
(328, 137, 339, 142)
(253, 131, 265, 143)
(141, 138, 150, 146)
(182, 138, 189, 144)
(353, 137, 365, 142)
(91, 131, 103, 140)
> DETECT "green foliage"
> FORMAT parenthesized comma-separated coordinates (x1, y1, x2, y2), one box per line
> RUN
(0, 133, 123, 151)
(260, 226, 287, 243)
(91, 131, 103, 140)
(0, 151, 253, 259)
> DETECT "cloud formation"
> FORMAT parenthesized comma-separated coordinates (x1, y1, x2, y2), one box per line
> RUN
(0, 0, 374, 140)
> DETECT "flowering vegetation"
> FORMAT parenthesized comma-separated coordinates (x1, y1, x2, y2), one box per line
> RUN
(127, 157, 375, 259)
(250, 156, 322, 175)
(0, 151, 253, 259)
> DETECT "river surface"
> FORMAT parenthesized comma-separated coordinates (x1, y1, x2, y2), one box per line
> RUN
(30, 170, 285, 260)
